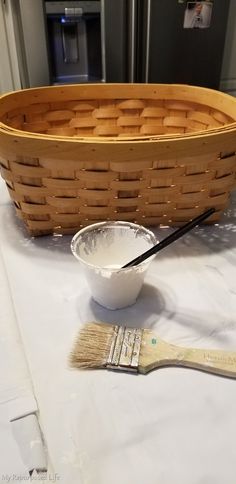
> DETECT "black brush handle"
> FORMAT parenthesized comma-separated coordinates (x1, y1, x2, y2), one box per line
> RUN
(122, 207, 215, 268)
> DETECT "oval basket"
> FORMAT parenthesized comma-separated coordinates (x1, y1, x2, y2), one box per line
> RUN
(0, 83, 236, 236)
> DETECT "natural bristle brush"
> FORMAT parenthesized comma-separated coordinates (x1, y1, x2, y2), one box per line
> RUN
(70, 322, 236, 378)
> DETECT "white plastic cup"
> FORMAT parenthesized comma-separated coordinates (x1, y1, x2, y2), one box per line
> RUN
(71, 221, 157, 310)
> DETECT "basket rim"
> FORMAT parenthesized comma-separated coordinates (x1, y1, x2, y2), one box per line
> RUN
(1, 83, 236, 143)
(1, 119, 236, 144)
(1, 120, 236, 166)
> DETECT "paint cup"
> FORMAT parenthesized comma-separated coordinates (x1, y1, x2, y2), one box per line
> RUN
(71, 221, 157, 310)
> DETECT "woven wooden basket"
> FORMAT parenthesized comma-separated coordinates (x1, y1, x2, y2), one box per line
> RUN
(0, 83, 236, 236)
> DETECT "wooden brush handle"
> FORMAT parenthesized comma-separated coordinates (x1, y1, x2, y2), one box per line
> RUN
(141, 336, 236, 377)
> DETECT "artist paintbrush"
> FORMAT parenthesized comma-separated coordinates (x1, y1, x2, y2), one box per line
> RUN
(70, 322, 236, 378)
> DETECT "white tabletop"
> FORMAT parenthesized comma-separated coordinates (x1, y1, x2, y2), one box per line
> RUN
(0, 178, 236, 484)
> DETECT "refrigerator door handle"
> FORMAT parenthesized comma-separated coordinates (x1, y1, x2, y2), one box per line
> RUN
(100, 0, 106, 82)
(128, 0, 138, 82)
(145, 0, 151, 83)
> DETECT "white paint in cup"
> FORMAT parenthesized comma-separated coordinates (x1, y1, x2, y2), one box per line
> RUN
(71, 221, 157, 310)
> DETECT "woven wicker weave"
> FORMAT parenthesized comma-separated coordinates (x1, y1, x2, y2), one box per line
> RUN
(0, 83, 236, 235)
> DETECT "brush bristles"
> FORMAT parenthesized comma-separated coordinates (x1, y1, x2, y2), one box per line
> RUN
(69, 322, 116, 369)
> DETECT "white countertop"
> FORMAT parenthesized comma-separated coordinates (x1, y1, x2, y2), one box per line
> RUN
(0, 178, 236, 484)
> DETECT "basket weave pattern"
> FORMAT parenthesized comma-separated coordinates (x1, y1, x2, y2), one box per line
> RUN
(0, 84, 236, 236)
(4, 98, 234, 137)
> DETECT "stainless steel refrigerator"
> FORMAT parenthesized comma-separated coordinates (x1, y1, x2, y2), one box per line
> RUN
(104, 0, 230, 89)
(2, 0, 230, 90)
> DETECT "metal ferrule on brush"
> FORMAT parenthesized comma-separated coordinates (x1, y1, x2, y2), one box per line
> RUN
(106, 326, 143, 372)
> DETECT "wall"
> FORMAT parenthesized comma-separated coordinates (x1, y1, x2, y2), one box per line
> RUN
(0, 0, 49, 94)
(0, 1, 14, 93)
